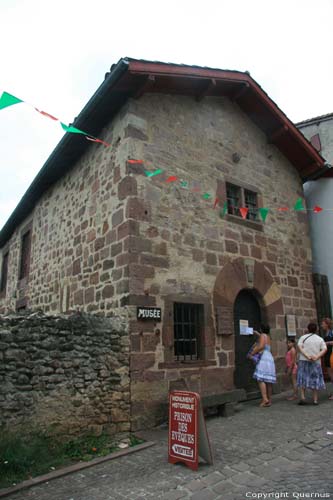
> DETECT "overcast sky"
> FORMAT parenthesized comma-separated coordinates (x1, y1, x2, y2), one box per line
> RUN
(1, 0, 332, 230)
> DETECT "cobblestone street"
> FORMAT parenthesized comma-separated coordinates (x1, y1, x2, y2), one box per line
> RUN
(5, 390, 333, 500)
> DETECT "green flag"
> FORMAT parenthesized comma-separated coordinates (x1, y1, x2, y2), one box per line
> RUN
(219, 201, 228, 218)
(259, 208, 269, 222)
(60, 122, 86, 134)
(294, 198, 304, 211)
(145, 169, 163, 177)
(0, 92, 23, 110)
(180, 181, 188, 189)
(202, 193, 211, 200)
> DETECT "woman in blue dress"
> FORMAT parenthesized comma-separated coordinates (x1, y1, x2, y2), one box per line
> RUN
(250, 324, 276, 407)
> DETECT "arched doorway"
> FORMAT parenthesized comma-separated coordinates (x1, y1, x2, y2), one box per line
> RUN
(234, 289, 262, 396)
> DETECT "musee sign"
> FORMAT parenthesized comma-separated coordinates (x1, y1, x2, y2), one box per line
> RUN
(137, 307, 162, 321)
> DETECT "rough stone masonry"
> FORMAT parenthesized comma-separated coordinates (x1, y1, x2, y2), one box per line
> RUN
(0, 312, 130, 438)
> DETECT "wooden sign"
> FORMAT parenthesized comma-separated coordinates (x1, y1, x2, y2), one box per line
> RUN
(168, 391, 213, 471)
(137, 307, 161, 321)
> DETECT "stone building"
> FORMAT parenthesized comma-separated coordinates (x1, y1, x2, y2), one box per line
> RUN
(0, 58, 327, 430)
(297, 113, 333, 320)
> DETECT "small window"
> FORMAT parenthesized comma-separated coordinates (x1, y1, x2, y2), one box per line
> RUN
(244, 189, 258, 221)
(226, 182, 259, 221)
(174, 303, 203, 361)
(0, 252, 9, 294)
(226, 183, 241, 216)
(19, 231, 31, 280)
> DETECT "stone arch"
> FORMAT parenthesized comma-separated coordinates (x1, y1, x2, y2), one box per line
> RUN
(213, 257, 283, 333)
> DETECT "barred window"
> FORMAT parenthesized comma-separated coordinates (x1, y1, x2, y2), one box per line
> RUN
(244, 189, 258, 221)
(174, 303, 203, 361)
(19, 231, 31, 280)
(0, 252, 9, 293)
(226, 183, 241, 216)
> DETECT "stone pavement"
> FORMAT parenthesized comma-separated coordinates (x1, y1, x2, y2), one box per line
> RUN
(5, 389, 333, 500)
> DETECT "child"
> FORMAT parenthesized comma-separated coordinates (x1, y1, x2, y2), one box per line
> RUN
(285, 337, 297, 400)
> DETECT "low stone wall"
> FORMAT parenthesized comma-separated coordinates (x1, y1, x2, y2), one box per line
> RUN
(0, 312, 130, 438)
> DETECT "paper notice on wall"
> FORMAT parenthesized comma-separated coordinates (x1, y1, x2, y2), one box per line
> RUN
(239, 319, 248, 335)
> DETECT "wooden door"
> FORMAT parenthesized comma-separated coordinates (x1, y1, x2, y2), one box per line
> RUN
(234, 289, 261, 396)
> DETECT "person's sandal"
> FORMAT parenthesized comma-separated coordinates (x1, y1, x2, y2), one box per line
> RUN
(313, 401, 319, 405)
(298, 400, 307, 405)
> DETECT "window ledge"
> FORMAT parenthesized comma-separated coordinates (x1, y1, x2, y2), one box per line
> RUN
(225, 214, 264, 232)
(158, 360, 217, 369)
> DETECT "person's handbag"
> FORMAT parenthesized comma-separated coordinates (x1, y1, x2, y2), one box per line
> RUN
(247, 344, 262, 364)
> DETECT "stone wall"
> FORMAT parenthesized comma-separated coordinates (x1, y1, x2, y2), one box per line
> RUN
(0, 312, 130, 437)
(0, 104, 142, 316)
(119, 94, 318, 430)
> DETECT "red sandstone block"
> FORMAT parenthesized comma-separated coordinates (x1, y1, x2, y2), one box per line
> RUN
(73, 289, 84, 305)
(287, 276, 298, 287)
(102, 285, 114, 299)
(129, 264, 155, 279)
(192, 249, 204, 262)
(142, 334, 159, 352)
(242, 232, 254, 244)
(113, 166, 121, 183)
(95, 237, 105, 252)
(118, 176, 138, 200)
(116, 253, 139, 267)
(84, 287, 95, 304)
(87, 229, 96, 243)
(131, 334, 141, 352)
(251, 246, 262, 259)
(90, 272, 99, 285)
(117, 220, 140, 241)
(126, 198, 151, 222)
(130, 353, 155, 371)
(206, 253, 217, 266)
(140, 254, 169, 268)
(225, 240, 238, 253)
(105, 229, 117, 245)
(111, 242, 122, 257)
(124, 236, 152, 254)
(72, 258, 81, 276)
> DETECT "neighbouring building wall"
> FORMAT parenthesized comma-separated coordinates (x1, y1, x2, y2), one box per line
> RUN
(120, 94, 318, 429)
(299, 117, 333, 309)
(0, 312, 130, 437)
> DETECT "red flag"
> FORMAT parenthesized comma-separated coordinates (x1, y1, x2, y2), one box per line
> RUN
(192, 186, 201, 192)
(313, 205, 323, 213)
(86, 136, 110, 147)
(35, 108, 58, 121)
(166, 176, 178, 183)
(213, 197, 219, 209)
(278, 207, 289, 211)
(239, 207, 248, 219)
(127, 159, 143, 164)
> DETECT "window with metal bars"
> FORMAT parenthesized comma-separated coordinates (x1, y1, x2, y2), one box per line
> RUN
(244, 189, 258, 221)
(19, 231, 31, 280)
(226, 183, 241, 216)
(173, 303, 203, 361)
(0, 252, 9, 294)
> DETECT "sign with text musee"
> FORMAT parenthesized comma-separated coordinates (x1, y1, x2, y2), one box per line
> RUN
(137, 307, 161, 321)
(168, 391, 213, 471)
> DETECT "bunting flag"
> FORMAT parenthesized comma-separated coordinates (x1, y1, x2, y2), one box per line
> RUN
(202, 193, 211, 200)
(0, 91, 110, 147)
(60, 122, 86, 135)
(294, 198, 305, 211)
(127, 159, 144, 164)
(259, 207, 269, 222)
(0, 91, 23, 110)
(213, 197, 219, 209)
(166, 176, 178, 183)
(313, 205, 323, 213)
(278, 207, 289, 211)
(219, 201, 228, 218)
(35, 108, 58, 120)
(145, 169, 163, 177)
(180, 181, 188, 189)
(239, 207, 249, 220)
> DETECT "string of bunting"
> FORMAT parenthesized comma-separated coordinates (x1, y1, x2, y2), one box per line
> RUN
(0, 91, 110, 147)
(127, 159, 327, 222)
